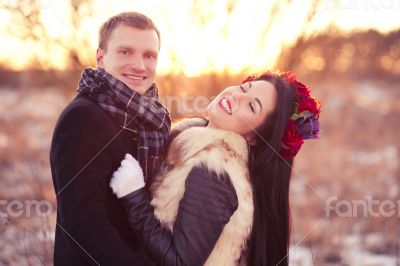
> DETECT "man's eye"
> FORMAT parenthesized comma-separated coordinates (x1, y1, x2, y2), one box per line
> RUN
(145, 54, 157, 59)
(119, 50, 128, 55)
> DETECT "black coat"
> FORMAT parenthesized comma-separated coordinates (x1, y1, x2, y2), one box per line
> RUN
(50, 94, 153, 265)
(121, 166, 239, 266)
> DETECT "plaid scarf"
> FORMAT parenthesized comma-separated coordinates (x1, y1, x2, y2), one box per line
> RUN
(77, 67, 171, 181)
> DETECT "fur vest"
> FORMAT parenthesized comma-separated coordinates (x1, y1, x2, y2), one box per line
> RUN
(150, 118, 254, 265)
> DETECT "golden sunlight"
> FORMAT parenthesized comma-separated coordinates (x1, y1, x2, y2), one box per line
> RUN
(0, 0, 399, 76)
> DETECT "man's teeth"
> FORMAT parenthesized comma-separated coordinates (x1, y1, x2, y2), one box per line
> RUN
(124, 74, 145, 80)
(221, 98, 231, 114)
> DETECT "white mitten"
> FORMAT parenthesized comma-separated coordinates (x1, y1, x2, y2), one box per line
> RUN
(110, 154, 145, 198)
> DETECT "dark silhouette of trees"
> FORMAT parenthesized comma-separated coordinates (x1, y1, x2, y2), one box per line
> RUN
(277, 28, 400, 81)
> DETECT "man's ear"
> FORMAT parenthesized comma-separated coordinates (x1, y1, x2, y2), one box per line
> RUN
(96, 48, 105, 68)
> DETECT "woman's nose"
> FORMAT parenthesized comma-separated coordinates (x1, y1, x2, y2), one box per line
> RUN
(232, 91, 247, 101)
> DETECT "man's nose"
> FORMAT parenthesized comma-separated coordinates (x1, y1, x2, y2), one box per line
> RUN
(129, 55, 145, 71)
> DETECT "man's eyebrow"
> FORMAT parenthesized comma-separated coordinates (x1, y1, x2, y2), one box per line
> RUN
(115, 46, 158, 55)
(145, 50, 158, 55)
(116, 45, 131, 50)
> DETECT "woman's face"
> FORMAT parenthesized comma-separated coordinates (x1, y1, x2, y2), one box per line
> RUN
(207, 80, 277, 137)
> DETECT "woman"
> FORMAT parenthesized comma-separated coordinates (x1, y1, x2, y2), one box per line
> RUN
(110, 71, 320, 266)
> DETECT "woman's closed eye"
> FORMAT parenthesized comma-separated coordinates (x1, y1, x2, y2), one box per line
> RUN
(240, 85, 256, 113)
(249, 102, 255, 113)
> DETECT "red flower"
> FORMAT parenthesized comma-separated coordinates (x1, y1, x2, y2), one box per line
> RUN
(283, 72, 310, 96)
(279, 120, 304, 159)
(241, 75, 256, 84)
(294, 81, 310, 96)
(297, 96, 320, 115)
(277, 71, 320, 160)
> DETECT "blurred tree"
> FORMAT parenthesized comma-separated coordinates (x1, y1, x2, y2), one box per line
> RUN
(278, 28, 400, 80)
(187, 0, 328, 74)
(274, 0, 333, 71)
(3, 0, 398, 80)
(0, 0, 338, 73)
(1, 0, 95, 70)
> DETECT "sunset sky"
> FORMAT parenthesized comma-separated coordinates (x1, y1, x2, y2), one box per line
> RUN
(1, 0, 399, 76)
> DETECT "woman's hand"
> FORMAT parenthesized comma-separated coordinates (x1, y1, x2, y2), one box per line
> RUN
(110, 154, 145, 198)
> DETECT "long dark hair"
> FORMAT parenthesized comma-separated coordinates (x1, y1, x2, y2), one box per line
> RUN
(246, 72, 296, 266)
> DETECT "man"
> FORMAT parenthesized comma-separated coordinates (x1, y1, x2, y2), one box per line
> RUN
(50, 12, 171, 265)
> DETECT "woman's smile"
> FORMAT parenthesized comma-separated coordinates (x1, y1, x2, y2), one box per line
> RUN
(218, 96, 233, 115)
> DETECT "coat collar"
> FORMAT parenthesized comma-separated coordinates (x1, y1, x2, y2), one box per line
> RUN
(167, 118, 249, 167)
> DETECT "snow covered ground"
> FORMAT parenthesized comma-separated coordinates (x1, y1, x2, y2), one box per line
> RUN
(0, 79, 399, 265)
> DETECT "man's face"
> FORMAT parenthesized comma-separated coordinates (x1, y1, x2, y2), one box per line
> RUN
(96, 24, 159, 95)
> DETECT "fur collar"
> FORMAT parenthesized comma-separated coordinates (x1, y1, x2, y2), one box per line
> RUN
(151, 118, 254, 265)
(166, 118, 248, 170)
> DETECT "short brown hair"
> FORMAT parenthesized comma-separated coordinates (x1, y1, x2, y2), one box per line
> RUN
(98, 12, 160, 51)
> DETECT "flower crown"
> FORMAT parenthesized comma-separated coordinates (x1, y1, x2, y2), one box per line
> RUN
(242, 72, 321, 160)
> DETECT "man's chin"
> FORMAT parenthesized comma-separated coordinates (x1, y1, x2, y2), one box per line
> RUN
(127, 84, 148, 95)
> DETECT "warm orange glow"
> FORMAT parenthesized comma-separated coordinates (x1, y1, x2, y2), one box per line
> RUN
(0, 0, 399, 76)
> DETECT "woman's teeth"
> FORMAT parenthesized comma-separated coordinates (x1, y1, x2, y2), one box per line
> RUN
(220, 97, 232, 114)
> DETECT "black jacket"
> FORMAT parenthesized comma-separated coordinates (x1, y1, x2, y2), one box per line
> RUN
(121, 166, 239, 266)
(50, 94, 153, 265)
